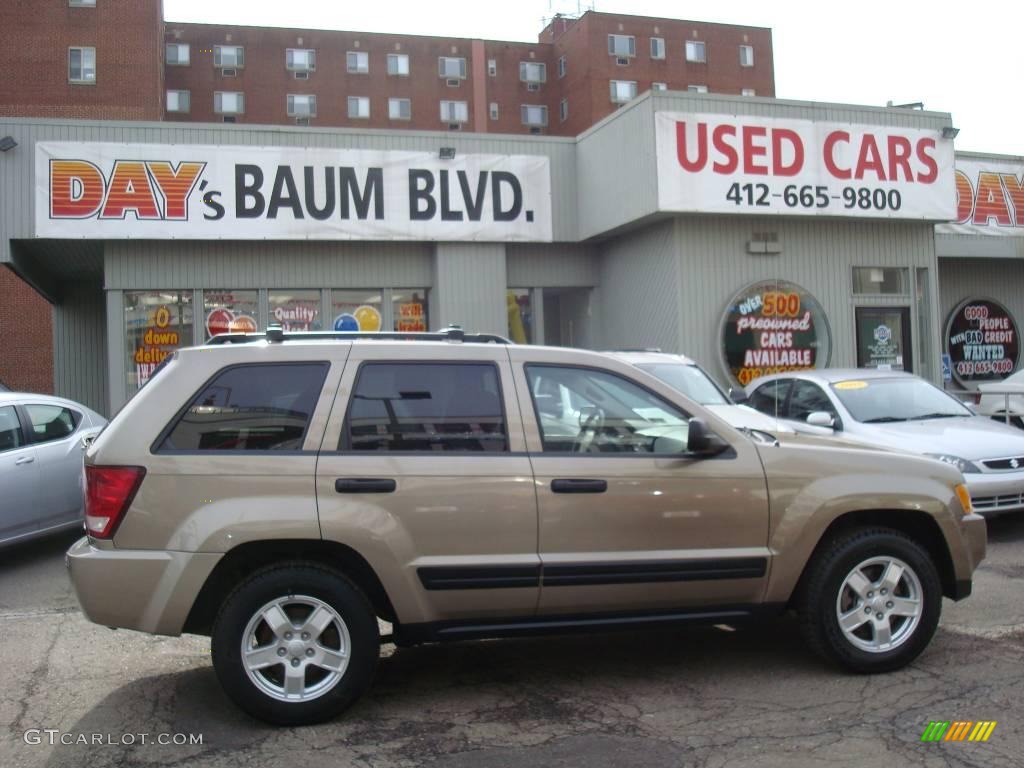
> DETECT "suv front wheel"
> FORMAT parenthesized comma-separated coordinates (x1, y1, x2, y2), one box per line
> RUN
(797, 528, 941, 673)
(211, 563, 380, 725)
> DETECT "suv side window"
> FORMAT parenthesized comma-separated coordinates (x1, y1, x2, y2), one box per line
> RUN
(0, 405, 24, 452)
(526, 365, 690, 454)
(787, 380, 837, 423)
(159, 363, 328, 451)
(748, 379, 792, 418)
(24, 404, 80, 443)
(343, 362, 508, 452)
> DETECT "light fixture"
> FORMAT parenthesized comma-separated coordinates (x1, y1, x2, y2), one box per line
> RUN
(439, 146, 456, 160)
(942, 126, 960, 140)
(0, 136, 17, 152)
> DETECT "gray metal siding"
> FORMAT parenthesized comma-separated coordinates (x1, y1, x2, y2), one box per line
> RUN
(506, 243, 596, 287)
(936, 234, 1024, 260)
(595, 219, 680, 354)
(104, 241, 432, 289)
(53, 281, 108, 415)
(431, 243, 507, 336)
(939, 258, 1024, 349)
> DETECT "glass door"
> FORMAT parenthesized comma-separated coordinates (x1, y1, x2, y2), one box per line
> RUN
(856, 307, 913, 372)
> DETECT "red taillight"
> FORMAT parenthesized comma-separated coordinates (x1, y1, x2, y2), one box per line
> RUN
(84, 465, 146, 539)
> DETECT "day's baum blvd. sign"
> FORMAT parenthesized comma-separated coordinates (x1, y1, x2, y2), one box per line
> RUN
(35, 142, 553, 241)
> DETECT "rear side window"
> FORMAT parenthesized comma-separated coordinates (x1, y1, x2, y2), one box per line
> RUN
(748, 379, 791, 417)
(343, 362, 507, 452)
(159, 363, 328, 451)
(25, 404, 80, 443)
(0, 405, 24, 452)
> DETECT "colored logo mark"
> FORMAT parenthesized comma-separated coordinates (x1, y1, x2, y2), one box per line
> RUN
(920, 721, 997, 742)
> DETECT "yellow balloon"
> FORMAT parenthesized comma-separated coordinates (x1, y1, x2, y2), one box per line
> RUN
(353, 305, 382, 332)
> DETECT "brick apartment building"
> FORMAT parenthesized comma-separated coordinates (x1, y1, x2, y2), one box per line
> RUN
(0, 1, 773, 395)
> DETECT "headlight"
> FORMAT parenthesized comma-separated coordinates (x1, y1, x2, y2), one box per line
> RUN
(925, 453, 980, 474)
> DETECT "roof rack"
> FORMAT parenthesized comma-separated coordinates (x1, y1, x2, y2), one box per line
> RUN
(206, 324, 511, 346)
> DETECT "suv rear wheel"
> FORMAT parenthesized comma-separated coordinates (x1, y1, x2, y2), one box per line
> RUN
(211, 563, 380, 725)
(797, 528, 941, 673)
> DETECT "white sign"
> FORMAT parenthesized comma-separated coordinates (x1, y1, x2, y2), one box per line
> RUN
(936, 157, 1024, 236)
(35, 142, 552, 241)
(656, 112, 956, 220)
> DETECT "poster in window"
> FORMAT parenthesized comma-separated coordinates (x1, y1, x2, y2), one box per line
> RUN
(945, 298, 1019, 387)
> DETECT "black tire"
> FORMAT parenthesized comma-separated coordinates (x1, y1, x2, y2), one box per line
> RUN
(211, 562, 380, 725)
(797, 528, 941, 673)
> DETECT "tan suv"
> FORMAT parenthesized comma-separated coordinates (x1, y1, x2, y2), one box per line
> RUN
(68, 328, 987, 725)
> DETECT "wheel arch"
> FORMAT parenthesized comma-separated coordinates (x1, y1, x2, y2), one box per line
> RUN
(183, 539, 397, 636)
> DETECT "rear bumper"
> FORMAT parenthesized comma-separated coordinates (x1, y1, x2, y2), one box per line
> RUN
(66, 537, 220, 636)
(965, 471, 1024, 514)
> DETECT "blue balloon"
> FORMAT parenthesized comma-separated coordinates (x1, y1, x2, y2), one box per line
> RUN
(334, 313, 359, 331)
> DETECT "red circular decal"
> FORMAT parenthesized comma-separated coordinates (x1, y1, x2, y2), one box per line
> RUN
(206, 308, 234, 337)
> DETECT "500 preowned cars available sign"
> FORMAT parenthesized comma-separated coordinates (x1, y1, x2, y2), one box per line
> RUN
(34, 142, 553, 241)
(655, 112, 956, 220)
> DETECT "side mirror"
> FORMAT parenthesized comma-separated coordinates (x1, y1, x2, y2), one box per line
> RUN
(806, 411, 835, 429)
(686, 417, 728, 456)
(729, 387, 749, 404)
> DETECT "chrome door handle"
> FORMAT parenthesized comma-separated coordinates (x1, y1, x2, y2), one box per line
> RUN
(15, 456, 34, 465)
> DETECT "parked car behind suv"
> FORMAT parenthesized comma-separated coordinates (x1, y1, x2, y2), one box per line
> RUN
(68, 329, 986, 725)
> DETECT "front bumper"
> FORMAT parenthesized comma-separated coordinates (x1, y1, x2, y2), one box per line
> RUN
(66, 537, 220, 636)
(965, 470, 1024, 515)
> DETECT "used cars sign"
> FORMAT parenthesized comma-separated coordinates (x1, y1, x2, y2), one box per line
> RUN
(35, 142, 553, 241)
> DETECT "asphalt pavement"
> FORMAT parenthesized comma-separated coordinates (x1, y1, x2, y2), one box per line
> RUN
(2, 518, 1022, 768)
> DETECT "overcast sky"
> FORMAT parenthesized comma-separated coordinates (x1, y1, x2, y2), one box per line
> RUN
(164, 0, 1022, 155)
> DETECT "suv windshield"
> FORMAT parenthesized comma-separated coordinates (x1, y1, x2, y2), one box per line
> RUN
(831, 377, 972, 423)
(635, 363, 729, 405)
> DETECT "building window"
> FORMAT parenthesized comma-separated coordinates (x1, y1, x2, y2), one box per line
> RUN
(124, 291, 193, 393)
(214, 91, 244, 114)
(68, 47, 96, 84)
(487, 58, 497, 76)
(387, 53, 409, 76)
(166, 43, 190, 66)
(557, 55, 567, 78)
(650, 37, 666, 59)
(652, 82, 667, 91)
(519, 61, 546, 83)
(686, 40, 706, 63)
(489, 102, 499, 120)
(388, 97, 411, 120)
(347, 96, 370, 119)
(609, 80, 637, 103)
(440, 100, 468, 123)
(203, 290, 259, 338)
(559, 98, 568, 122)
(393, 289, 429, 332)
(688, 84, 708, 93)
(214, 45, 244, 68)
(853, 268, 909, 295)
(166, 90, 190, 113)
(159, 363, 328, 452)
(331, 290, 383, 332)
(438, 56, 467, 79)
(347, 51, 369, 73)
(343, 363, 508, 453)
(741, 88, 756, 97)
(269, 289, 322, 331)
(287, 48, 316, 71)
(287, 94, 317, 117)
(69, 0, 96, 5)
(607, 34, 635, 57)
(739, 44, 754, 67)
(521, 104, 548, 126)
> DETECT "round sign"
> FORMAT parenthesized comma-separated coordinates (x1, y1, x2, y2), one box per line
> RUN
(720, 280, 832, 388)
(206, 308, 234, 337)
(945, 298, 1019, 387)
(333, 313, 359, 332)
(229, 314, 258, 333)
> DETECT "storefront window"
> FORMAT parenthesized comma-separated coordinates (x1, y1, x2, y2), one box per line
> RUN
(203, 289, 259, 339)
(852, 268, 909, 295)
(269, 290, 322, 331)
(392, 289, 429, 332)
(331, 290, 383, 332)
(507, 289, 533, 344)
(124, 291, 193, 394)
(856, 307, 912, 371)
(721, 280, 831, 387)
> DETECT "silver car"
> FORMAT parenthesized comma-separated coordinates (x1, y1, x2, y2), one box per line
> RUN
(0, 393, 106, 546)
(744, 369, 1024, 515)
(977, 369, 1024, 429)
(606, 351, 794, 433)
